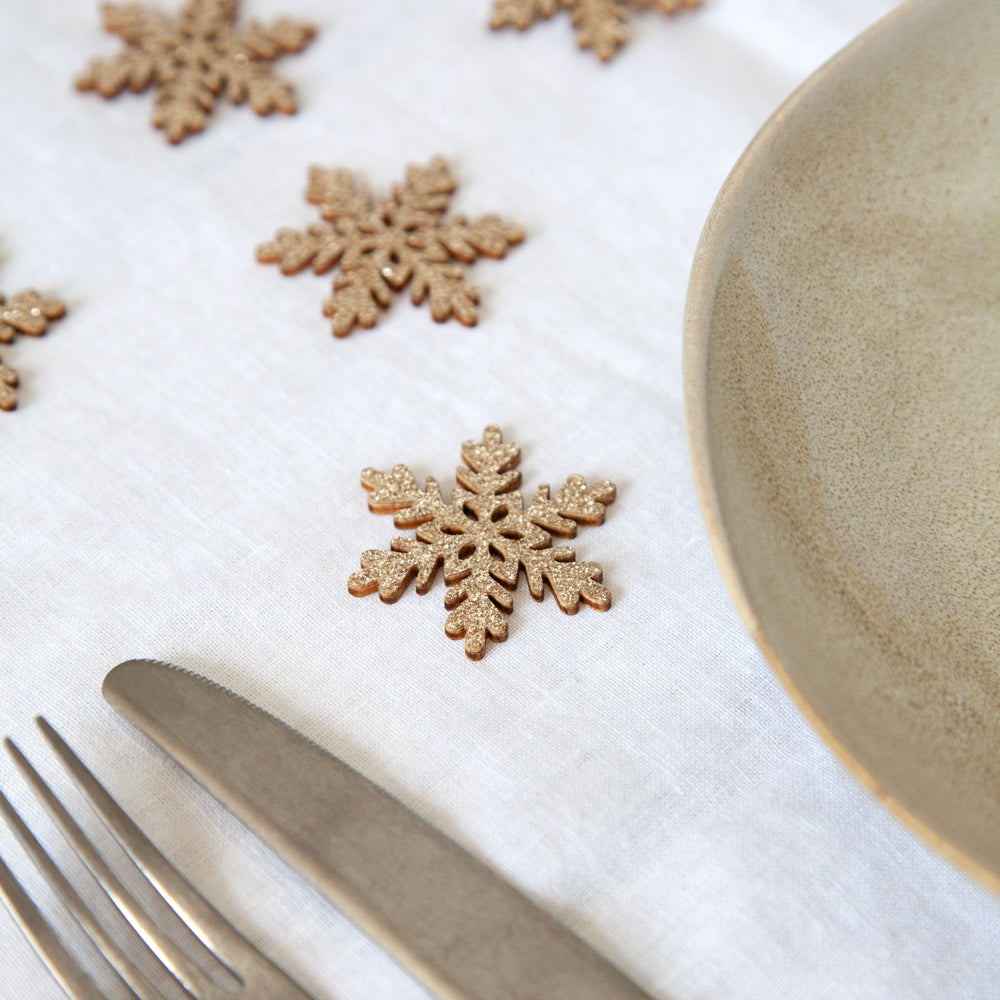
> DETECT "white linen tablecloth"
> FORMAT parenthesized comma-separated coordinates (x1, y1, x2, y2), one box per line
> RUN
(2, 1, 998, 997)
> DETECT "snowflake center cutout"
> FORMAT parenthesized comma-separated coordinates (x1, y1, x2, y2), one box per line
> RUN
(77, 0, 316, 143)
(349, 425, 616, 660)
(257, 157, 524, 337)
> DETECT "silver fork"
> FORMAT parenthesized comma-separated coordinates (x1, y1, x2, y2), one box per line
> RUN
(0, 717, 318, 1000)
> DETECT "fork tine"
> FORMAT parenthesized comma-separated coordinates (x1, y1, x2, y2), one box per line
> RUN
(0, 785, 169, 1000)
(5, 734, 217, 999)
(2, 721, 317, 1000)
(0, 851, 109, 1000)
(36, 717, 263, 973)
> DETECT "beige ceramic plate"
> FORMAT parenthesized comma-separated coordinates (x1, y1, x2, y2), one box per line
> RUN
(684, 0, 1000, 891)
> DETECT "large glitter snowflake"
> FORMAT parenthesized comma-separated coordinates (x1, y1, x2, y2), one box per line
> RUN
(0, 286, 66, 411)
(491, 0, 702, 61)
(76, 0, 316, 143)
(349, 426, 616, 660)
(257, 157, 524, 337)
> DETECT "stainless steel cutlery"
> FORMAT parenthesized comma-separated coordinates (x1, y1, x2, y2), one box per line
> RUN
(0, 717, 316, 1000)
(4, 660, 654, 1000)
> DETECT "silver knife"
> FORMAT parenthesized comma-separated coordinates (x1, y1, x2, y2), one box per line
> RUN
(103, 659, 656, 1000)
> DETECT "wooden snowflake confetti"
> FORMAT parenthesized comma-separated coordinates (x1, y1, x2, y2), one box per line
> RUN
(0, 287, 66, 411)
(257, 157, 524, 337)
(490, 0, 702, 61)
(349, 426, 616, 660)
(77, 0, 316, 144)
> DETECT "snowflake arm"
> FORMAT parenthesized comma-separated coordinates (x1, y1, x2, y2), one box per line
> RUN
(0, 285, 66, 411)
(635, 0, 703, 11)
(227, 18, 316, 113)
(0, 291, 67, 344)
(359, 464, 446, 527)
(234, 17, 316, 60)
(435, 215, 526, 264)
(444, 568, 513, 660)
(257, 167, 372, 287)
(307, 167, 374, 223)
(102, 1, 173, 43)
(512, 473, 617, 613)
(525, 474, 617, 535)
(152, 63, 218, 142)
(324, 260, 394, 336)
(490, 0, 561, 30)
(520, 547, 611, 612)
(255, 224, 350, 275)
(456, 424, 521, 494)
(570, 0, 630, 61)
(392, 158, 458, 221)
(224, 62, 298, 116)
(349, 537, 446, 603)
(76, 3, 173, 96)
(408, 257, 480, 327)
(437, 514, 520, 660)
(260, 159, 522, 337)
(0, 362, 18, 412)
(76, 48, 162, 97)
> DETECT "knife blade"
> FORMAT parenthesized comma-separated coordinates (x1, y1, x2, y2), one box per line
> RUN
(103, 659, 656, 1000)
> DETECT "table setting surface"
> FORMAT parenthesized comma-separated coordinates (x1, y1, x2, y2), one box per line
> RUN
(1, 1, 998, 997)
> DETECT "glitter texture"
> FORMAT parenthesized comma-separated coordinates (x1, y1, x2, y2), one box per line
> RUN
(491, 0, 702, 61)
(0, 287, 66, 411)
(349, 425, 615, 660)
(257, 157, 524, 337)
(77, 0, 316, 144)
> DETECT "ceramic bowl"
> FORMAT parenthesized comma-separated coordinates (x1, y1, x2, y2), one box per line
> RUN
(684, 0, 1000, 890)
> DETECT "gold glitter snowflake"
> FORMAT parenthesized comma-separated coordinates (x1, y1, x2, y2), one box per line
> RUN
(77, 0, 316, 143)
(349, 426, 616, 660)
(257, 157, 524, 337)
(0, 287, 66, 411)
(491, 0, 702, 61)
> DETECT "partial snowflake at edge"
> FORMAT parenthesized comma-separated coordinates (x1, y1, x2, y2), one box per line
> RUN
(0, 286, 66, 411)
(490, 0, 702, 62)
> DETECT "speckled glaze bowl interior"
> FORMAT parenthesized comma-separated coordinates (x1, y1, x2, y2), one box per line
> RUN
(684, 0, 1000, 890)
